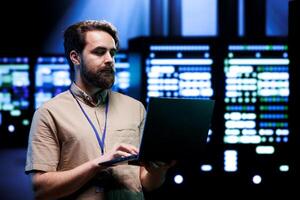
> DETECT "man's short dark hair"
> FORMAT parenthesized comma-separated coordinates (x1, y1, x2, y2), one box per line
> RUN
(63, 20, 119, 68)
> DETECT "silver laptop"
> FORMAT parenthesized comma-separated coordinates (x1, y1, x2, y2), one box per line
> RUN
(99, 97, 215, 166)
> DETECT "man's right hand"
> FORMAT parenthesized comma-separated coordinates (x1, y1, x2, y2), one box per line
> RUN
(96, 143, 138, 167)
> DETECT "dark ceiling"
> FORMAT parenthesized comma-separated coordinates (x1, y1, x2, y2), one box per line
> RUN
(0, 0, 73, 54)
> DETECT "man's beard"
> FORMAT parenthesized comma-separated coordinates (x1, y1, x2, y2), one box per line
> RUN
(81, 63, 115, 90)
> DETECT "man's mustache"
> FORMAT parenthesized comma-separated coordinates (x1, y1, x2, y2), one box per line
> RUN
(98, 66, 115, 74)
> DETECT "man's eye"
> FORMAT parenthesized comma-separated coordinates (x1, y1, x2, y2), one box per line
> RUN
(95, 50, 106, 55)
(110, 50, 117, 57)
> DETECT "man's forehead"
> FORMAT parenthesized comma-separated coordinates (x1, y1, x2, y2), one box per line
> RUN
(85, 30, 116, 49)
(93, 46, 117, 52)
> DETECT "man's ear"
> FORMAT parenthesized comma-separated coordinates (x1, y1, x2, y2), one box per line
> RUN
(70, 50, 81, 65)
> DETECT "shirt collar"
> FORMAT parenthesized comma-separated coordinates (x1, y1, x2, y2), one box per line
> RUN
(70, 82, 108, 107)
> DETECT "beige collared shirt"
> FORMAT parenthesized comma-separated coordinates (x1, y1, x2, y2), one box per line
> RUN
(25, 83, 146, 199)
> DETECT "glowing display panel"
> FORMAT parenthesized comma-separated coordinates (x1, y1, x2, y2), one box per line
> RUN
(113, 52, 131, 94)
(0, 57, 31, 144)
(145, 45, 214, 101)
(223, 43, 290, 172)
(35, 56, 71, 109)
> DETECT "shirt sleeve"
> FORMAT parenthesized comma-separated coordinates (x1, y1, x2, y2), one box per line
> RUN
(25, 107, 60, 174)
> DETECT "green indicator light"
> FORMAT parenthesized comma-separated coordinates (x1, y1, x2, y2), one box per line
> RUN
(22, 119, 30, 126)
